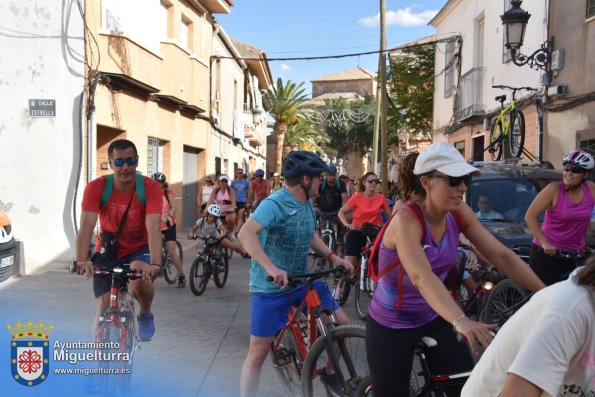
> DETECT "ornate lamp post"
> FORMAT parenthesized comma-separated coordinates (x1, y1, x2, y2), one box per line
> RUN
(500, 0, 552, 71)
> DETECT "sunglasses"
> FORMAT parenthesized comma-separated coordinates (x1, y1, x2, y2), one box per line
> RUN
(431, 173, 473, 187)
(366, 179, 380, 184)
(563, 165, 585, 174)
(111, 157, 138, 167)
(205, 179, 212, 183)
(236, 172, 243, 174)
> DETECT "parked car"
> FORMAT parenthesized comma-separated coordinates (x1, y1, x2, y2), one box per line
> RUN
(464, 161, 595, 262)
(0, 209, 16, 282)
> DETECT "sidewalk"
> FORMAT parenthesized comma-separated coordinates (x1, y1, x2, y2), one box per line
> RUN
(0, 237, 290, 397)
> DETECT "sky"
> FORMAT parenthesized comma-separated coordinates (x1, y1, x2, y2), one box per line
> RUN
(216, 0, 449, 98)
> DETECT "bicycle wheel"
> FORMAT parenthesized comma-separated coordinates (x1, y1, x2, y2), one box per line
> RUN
(213, 254, 229, 288)
(333, 274, 351, 307)
(163, 240, 183, 284)
(488, 120, 503, 161)
(95, 323, 129, 394)
(354, 268, 374, 320)
(483, 279, 530, 326)
(301, 324, 368, 397)
(355, 375, 374, 396)
(270, 325, 304, 397)
(409, 353, 430, 397)
(509, 110, 525, 158)
(189, 256, 209, 296)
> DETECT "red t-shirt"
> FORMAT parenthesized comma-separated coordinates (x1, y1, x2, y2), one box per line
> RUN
(250, 179, 270, 200)
(346, 192, 388, 228)
(82, 175, 162, 258)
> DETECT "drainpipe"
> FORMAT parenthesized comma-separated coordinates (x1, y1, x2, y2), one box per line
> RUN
(87, 73, 99, 183)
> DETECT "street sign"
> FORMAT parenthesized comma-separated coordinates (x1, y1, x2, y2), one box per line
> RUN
(29, 99, 56, 117)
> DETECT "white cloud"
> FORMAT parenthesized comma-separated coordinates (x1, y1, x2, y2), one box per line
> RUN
(359, 7, 438, 27)
(280, 64, 292, 72)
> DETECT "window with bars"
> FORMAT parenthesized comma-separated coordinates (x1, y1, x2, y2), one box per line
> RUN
(588, 0, 595, 18)
(147, 137, 160, 176)
(454, 140, 465, 157)
(444, 41, 455, 98)
(579, 139, 595, 181)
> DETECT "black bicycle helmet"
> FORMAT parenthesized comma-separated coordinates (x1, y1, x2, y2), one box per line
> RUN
(282, 151, 330, 180)
(151, 172, 166, 183)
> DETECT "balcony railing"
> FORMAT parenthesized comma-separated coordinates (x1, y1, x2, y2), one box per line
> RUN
(455, 67, 485, 122)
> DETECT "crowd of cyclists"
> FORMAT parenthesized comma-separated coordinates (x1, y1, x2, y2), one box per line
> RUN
(73, 139, 594, 397)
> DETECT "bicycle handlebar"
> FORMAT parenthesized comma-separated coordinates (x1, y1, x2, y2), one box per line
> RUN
(266, 266, 346, 285)
(93, 266, 144, 280)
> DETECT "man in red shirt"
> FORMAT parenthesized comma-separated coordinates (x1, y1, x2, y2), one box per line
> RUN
(74, 139, 163, 340)
(247, 169, 270, 212)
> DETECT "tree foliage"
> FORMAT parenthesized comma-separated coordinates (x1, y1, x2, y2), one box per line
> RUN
(387, 44, 435, 143)
(266, 78, 309, 172)
(283, 115, 329, 154)
(323, 95, 375, 157)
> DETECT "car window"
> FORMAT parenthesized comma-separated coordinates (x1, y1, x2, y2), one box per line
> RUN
(468, 178, 540, 222)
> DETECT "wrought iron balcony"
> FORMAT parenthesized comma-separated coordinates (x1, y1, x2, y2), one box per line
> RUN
(455, 67, 485, 122)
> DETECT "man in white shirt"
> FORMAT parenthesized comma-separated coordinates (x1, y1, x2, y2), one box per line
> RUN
(475, 195, 503, 220)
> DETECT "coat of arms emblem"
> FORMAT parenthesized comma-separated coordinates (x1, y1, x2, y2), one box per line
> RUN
(8, 320, 53, 386)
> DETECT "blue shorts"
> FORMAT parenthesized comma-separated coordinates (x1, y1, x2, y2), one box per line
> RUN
(250, 279, 339, 337)
(91, 245, 150, 298)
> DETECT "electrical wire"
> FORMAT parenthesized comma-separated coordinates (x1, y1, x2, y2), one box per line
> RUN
(213, 35, 460, 62)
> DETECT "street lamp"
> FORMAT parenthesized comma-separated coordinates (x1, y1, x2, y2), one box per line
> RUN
(500, 0, 552, 71)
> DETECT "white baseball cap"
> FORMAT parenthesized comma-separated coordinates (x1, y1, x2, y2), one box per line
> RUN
(413, 142, 480, 177)
(273, 172, 280, 177)
(219, 174, 230, 181)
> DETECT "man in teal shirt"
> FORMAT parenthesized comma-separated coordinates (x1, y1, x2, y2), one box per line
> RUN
(238, 151, 353, 397)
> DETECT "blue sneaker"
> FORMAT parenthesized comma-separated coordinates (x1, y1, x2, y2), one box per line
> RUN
(137, 312, 155, 341)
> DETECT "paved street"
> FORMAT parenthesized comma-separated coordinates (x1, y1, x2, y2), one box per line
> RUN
(0, 236, 364, 397)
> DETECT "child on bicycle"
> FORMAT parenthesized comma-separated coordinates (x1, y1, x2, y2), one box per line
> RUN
(187, 204, 250, 258)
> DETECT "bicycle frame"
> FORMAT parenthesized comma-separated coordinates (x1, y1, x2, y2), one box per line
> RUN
(494, 99, 517, 138)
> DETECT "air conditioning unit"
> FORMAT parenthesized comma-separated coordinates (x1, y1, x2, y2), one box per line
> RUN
(551, 49, 565, 71)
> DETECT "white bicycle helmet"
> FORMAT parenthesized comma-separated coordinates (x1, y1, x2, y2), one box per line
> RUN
(562, 150, 595, 170)
(207, 204, 221, 217)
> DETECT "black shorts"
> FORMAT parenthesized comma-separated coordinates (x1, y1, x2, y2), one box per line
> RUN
(236, 202, 246, 211)
(161, 224, 177, 242)
(345, 230, 368, 257)
(91, 245, 150, 298)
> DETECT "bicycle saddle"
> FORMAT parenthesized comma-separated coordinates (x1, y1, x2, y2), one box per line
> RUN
(495, 95, 507, 103)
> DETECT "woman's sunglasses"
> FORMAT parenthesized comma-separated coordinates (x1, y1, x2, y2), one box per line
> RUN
(111, 157, 138, 167)
(431, 173, 473, 187)
(563, 165, 585, 174)
(366, 179, 380, 184)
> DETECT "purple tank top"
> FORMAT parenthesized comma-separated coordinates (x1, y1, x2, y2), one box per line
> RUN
(533, 181, 594, 250)
(368, 213, 460, 329)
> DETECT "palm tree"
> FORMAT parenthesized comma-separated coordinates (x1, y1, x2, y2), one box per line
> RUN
(283, 116, 330, 155)
(267, 78, 309, 173)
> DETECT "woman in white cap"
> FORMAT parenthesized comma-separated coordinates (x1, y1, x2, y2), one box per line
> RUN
(270, 172, 284, 194)
(366, 142, 545, 397)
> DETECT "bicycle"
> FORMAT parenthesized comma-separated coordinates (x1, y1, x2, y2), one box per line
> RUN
(91, 264, 143, 394)
(354, 336, 474, 397)
(188, 235, 229, 296)
(482, 248, 590, 326)
(318, 211, 344, 269)
(153, 236, 183, 284)
(267, 267, 369, 397)
(455, 245, 504, 322)
(353, 232, 375, 321)
(486, 85, 536, 160)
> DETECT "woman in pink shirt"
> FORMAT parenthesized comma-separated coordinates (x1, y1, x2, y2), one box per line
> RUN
(525, 149, 595, 285)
